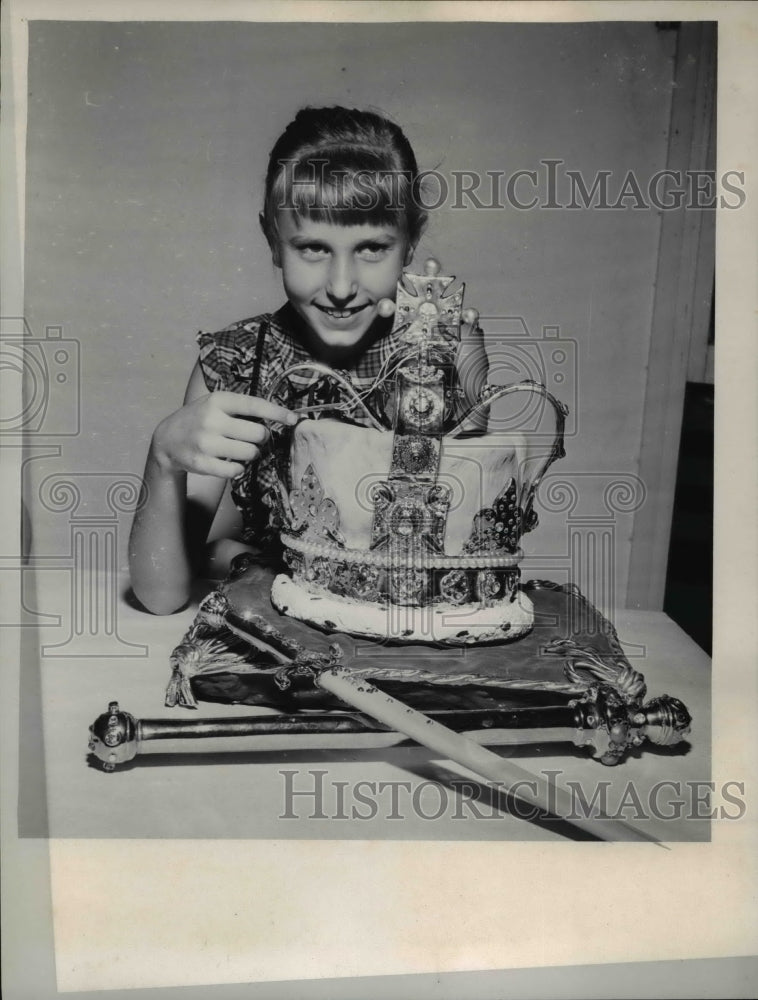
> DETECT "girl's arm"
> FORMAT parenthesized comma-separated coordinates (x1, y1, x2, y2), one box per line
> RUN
(128, 361, 296, 615)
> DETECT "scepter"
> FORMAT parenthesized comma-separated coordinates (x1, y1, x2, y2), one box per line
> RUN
(88, 687, 689, 771)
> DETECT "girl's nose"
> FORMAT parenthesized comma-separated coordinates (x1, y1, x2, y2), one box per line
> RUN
(326, 256, 358, 303)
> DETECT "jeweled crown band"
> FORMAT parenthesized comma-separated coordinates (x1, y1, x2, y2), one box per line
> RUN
(280, 532, 523, 569)
(282, 543, 522, 609)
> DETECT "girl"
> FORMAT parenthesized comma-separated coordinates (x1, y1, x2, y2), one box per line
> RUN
(129, 106, 482, 615)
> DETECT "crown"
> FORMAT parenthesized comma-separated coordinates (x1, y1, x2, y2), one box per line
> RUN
(264, 259, 568, 645)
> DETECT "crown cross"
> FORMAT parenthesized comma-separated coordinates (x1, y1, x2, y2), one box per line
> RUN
(393, 258, 464, 350)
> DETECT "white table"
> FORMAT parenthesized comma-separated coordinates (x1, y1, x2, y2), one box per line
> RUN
(29, 571, 711, 842)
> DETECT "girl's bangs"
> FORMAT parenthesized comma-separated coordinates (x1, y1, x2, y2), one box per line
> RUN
(273, 159, 415, 232)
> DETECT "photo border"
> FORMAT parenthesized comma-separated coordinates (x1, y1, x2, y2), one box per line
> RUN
(2, 1, 756, 997)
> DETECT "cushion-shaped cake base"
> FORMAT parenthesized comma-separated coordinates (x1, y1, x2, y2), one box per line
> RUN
(165, 562, 646, 714)
(270, 573, 534, 645)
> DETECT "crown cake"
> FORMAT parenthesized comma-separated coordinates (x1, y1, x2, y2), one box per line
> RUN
(265, 260, 568, 645)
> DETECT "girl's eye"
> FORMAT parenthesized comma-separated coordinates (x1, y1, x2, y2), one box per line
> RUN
(299, 244, 330, 260)
(358, 244, 390, 260)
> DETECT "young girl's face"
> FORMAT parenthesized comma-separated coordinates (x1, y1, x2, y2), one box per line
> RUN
(274, 214, 409, 360)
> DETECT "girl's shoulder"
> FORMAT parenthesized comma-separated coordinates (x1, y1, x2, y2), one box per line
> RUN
(197, 312, 273, 361)
(197, 308, 299, 393)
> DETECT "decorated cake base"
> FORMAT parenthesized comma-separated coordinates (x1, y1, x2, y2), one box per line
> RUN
(270, 572, 534, 645)
(163, 562, 657, 714)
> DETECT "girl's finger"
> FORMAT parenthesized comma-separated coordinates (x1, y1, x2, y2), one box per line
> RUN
(194, 455, 247, 480)
(205, 434, 263, 464)
(213, 391, 297, 426)
(221, 414, 272, 445)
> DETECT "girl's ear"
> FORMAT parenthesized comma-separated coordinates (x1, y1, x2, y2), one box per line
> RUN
(259, 212, 281, 268)
(404, 242, 416, 268)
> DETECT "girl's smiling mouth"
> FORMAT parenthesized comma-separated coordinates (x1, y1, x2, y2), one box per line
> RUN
(314, 302, 371, 320)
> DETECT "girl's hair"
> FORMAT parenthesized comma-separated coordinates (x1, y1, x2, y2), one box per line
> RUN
(261, 106, 426, 249)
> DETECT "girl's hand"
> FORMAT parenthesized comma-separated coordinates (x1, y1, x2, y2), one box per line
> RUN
(151, 391, 298, 479)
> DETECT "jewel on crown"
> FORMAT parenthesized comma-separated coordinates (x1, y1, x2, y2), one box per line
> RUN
(266, 259, 569, 644)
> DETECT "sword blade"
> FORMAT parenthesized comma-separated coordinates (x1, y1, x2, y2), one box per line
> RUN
(315, 666, 662, 845)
